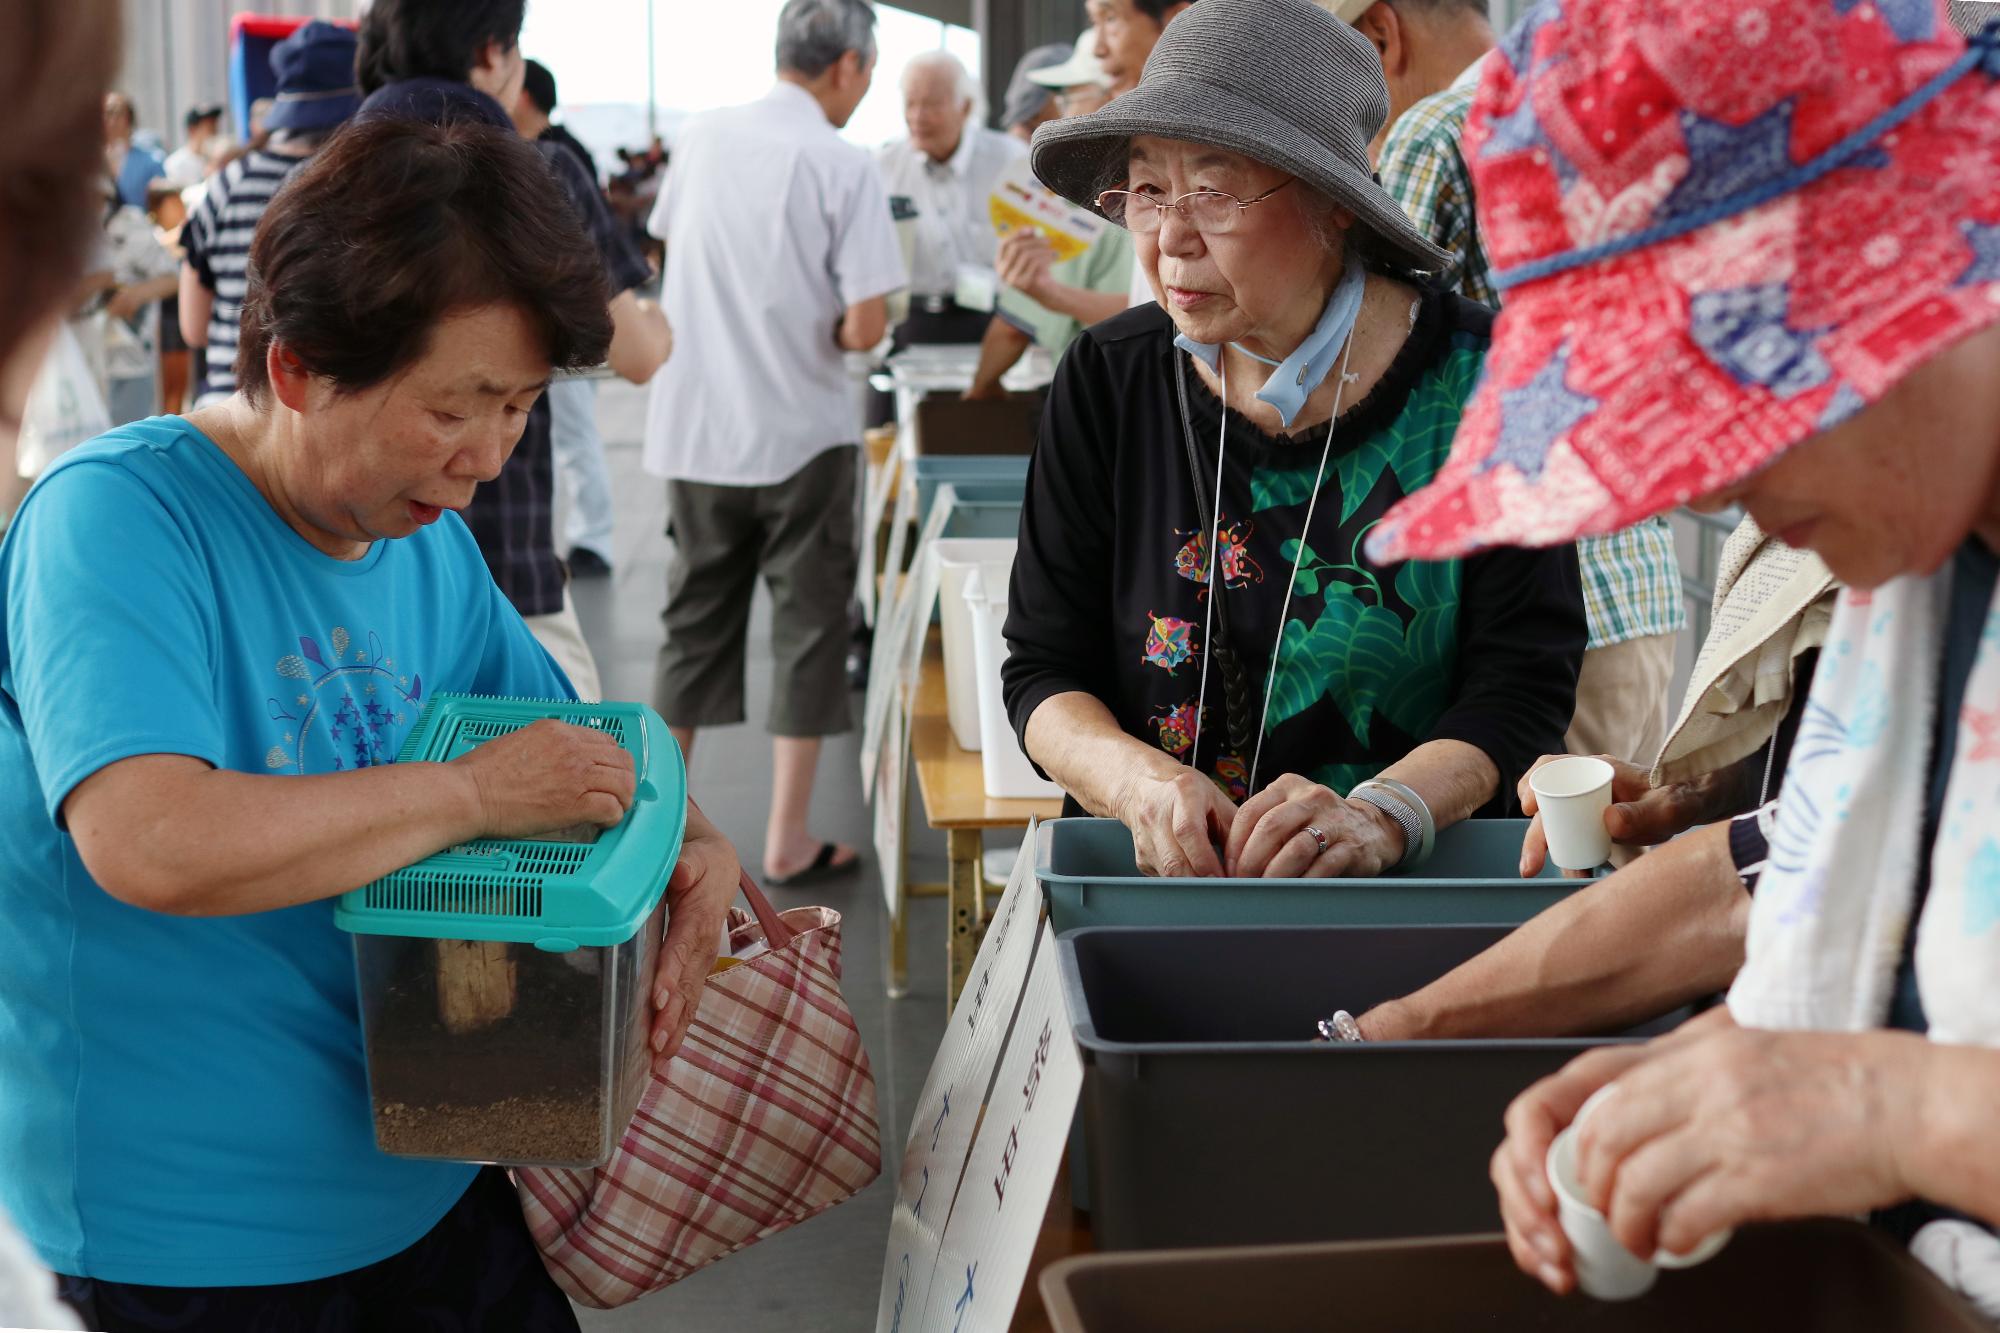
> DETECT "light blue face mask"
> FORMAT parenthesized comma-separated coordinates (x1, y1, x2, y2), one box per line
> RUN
(1174, 256, 1367, 429)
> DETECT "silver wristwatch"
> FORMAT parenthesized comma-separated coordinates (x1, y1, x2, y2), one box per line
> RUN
(1348, 778, 1435, 868)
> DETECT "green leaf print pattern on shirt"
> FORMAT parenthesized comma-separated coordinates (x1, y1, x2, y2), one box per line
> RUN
(1252, 344, 1479, 749)
(1266, 579, 1408, 742)
(1266, 529, 1462, 746)
(1379, 557, 1461, 741)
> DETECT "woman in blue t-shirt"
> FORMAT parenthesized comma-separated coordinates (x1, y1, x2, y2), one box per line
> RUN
(0, 117, 739, 1330)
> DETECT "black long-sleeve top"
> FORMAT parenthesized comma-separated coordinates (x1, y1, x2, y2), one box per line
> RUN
(1001, 291, 1586, 812)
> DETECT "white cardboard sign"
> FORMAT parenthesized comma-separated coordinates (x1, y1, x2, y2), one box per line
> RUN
(916, 919, 1083, 1333)
(861, 483, 953, 799)
(857, 446, 902, 627)
(860, 472, 919, 797)
(873, 702, 908, 920)
(876, 826, 1046, 1333)
(895, 506, 950, 706)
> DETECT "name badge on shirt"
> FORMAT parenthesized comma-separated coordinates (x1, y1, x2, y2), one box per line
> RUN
(889, 194, 920, 222)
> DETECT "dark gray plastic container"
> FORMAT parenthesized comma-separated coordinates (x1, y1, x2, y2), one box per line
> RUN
(1058, 924, 1684, 1252)
(1039, 1223, 1990, 1332)
(1039, 818, 1577, 935)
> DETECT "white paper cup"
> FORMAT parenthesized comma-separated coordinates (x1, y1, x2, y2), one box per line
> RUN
(1529, 756, 1617, 871)
(1545, 1091, 1731, 1301)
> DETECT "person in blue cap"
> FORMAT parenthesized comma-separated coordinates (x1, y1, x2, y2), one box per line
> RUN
(180, 20, 361, 408)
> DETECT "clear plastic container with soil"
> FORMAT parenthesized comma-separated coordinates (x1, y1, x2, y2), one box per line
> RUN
(354, 893, 663, 1168)
(336, 696, 687, 1170)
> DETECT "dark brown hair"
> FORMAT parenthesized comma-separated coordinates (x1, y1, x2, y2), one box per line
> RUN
(0, 0, 121, 369)
(357, 0, 525, 94)
(236, 116, 612, 402)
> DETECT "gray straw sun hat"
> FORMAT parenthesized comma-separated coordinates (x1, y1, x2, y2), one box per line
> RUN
(1030, 0, 1450, 278)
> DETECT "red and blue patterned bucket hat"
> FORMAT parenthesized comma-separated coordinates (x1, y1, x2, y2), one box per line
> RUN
(1370, 0, 2000, 563)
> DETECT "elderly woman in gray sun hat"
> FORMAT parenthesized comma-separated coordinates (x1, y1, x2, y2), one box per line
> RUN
(998, 0, 1587, 881)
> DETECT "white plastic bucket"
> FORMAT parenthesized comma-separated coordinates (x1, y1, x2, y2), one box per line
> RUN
(963, 568, 1063, 800)
(935, 538, 1017, 751)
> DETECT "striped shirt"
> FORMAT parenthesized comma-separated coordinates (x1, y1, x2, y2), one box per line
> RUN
(1381, 70, 1686, 649)
(183, 147, 309, 404)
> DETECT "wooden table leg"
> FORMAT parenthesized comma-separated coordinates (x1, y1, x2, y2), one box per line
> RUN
(946, 827, 986, 1007)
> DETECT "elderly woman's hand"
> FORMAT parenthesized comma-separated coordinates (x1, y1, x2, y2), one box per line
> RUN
(1224, 774, 1403, 878)
(1119, 767, 1238, 877)
(650, 803, 740, 1069)
(1491, 1034, 1667, 1294)
(453, 718, 636, 837)
(1576, 1017, 1927, 1264)
(1493, 1008, 1929, 1293)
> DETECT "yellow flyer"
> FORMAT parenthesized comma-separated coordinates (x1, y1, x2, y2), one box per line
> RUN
(987, 157, 1108, 264)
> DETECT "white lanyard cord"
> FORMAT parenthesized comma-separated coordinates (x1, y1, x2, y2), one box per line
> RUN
(1189, 358, 1228, 767)
(1248, 330, 1359, 796)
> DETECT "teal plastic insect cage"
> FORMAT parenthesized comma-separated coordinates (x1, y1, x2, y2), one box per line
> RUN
(335, 694, 687, 1168)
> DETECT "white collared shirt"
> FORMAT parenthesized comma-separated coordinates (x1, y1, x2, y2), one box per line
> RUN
(875, 127, 1026, 298)
(644, 82, 906, 485)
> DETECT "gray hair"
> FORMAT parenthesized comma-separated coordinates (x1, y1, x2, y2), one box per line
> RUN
(776, 0, 878, 79)
(1297, 185, 1360, 259)
(901, 50, 985, 120)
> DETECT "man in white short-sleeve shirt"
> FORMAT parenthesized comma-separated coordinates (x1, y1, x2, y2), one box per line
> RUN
(643, 0, 904, 887)
(874, 52, 1025, 346)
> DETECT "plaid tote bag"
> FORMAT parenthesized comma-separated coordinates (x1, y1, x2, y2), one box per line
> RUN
(515, 871, 882, 1308)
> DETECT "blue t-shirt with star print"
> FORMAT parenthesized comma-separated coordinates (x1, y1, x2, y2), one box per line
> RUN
(0, 417, 573, 1285)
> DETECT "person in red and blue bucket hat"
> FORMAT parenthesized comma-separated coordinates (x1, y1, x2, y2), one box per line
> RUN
(1439, 0, 2000, 1311)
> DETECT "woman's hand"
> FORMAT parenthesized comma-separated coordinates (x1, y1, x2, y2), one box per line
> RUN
(1492, 1037, 1665, 1294)
(1577, 1019, 1926, 1263)
(1224, 774, 1403, 878)
(1118, 767, 1238, 877)
(650, 803, 741, 1069)
(1517, 754, 1720, 878)
(1493, 1009, 1928, 1293)
(453, 719, 636, 839)
(995, 229, 1059, 304)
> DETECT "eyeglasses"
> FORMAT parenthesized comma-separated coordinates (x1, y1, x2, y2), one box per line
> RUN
(1095, 178, 1294, 235)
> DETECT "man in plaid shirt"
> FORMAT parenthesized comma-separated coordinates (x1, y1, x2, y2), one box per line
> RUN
(356, 0, 672, 702)
(1341, 0, 1688, 770)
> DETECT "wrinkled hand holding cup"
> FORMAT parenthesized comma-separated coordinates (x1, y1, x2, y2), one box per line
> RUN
(1528, 756, 1616, 872)
(1546, 1088, 1732, 1300)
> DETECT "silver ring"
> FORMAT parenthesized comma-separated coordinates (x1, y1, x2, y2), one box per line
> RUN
(1317, 1010, 1365, 1043)
(1303, 825, 1329, 855)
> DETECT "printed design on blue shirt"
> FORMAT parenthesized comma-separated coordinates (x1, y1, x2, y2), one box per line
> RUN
(265, 626, 425, 773)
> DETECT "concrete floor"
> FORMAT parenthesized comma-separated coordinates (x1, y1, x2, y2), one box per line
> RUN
(565, 380, 946, 1332)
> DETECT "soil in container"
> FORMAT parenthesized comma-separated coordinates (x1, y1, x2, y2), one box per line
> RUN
(367, 943, 609, 1164)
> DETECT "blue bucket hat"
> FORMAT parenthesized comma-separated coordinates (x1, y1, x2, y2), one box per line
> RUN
(266, 21, 362, 133)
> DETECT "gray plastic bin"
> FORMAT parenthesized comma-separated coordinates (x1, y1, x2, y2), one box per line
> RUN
(937, 493, 1022, 541)
(1040, 1222, 1990, 1332)
(1058, 924, 1685, 1252)
(913, 456, 1029, 521)
(1040, 817, 1576, 934)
